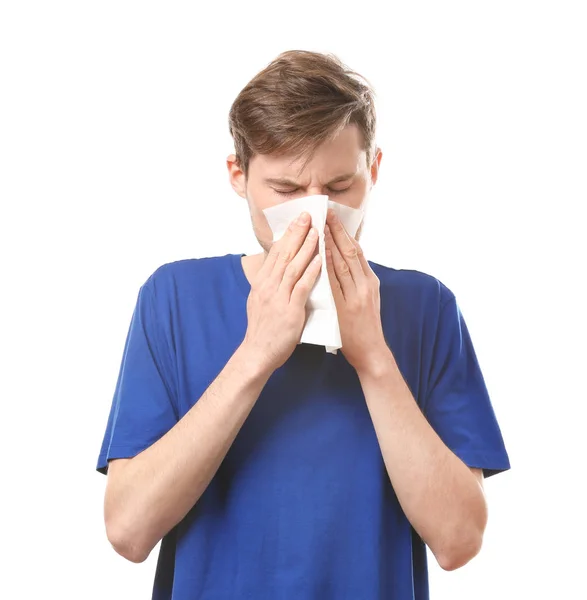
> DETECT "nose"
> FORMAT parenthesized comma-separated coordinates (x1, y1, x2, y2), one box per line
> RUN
(307, 186, 327, 196)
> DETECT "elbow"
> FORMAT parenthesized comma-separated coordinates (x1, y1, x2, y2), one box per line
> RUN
(106, 520, 150, 564)
(436, 489, 488, 571)
(436, 528, 484, 572)
(104, 460, 152, 563)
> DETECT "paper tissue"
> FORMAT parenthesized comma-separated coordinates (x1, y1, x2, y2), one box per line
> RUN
(262, 194, 366, 354)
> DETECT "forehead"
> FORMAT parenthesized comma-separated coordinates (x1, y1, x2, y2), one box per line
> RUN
(251, 123, 366, 178)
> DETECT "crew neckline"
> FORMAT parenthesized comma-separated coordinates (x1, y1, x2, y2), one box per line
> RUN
(230, 253, 252, 297)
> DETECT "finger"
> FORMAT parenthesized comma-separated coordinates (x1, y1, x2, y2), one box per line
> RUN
(325, 209, 364, 282)
(324, 246, 344, 305)
(290, 252, 323, 307)
(325, 224, 353, 299)
(257, 242, 280, 284)
(347, 234, 374, 279)
(270, 212, 312, 283)
(278, 226, 319, 295)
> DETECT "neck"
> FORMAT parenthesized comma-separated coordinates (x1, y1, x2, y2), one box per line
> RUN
(241, 252, 266, 285)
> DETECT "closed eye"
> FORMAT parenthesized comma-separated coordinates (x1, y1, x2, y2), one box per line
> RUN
(274, 187, 350, 197)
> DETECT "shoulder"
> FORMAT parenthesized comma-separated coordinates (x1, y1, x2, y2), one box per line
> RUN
(142, 254, 233, 297)
(368, 259, 456, 313)
(134, 255, 236, 322)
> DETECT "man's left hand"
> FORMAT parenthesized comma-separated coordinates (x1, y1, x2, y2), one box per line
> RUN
(324, 208, 390, 374)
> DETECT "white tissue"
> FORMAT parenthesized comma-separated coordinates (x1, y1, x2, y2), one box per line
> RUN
(262, 194, 365, 354)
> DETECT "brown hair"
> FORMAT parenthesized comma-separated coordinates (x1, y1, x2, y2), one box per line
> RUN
(228, 50, 377, 179)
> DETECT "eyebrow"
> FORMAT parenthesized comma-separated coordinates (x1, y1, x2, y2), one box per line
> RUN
(264, 172, 356, 187)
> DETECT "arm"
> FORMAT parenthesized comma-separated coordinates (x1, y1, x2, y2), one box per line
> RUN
(321, 210, 505, 572)
(105, 343, 272, 564)
(104, 212, 323, 564)
(356, 350, 487, 572)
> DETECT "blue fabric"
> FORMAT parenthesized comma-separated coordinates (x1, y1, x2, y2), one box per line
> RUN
(97, 253, 510, 600)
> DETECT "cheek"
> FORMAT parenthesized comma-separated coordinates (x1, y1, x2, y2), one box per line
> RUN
(245, 180, 277, 211)
(248, 203, 274, 242)
(335, 183, 368, 209)
(354, 179, 370, 196)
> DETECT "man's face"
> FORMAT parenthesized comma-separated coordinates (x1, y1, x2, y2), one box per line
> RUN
(227, 123, 382, 254)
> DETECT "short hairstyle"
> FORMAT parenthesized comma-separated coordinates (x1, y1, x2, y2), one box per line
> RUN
(228, 50, 377, 179)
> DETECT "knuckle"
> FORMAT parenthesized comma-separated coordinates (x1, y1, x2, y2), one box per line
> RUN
(343, 247, 357, 260)
(348, 297, 361, 312)
(279, 249, 294, 264)
(331, 219, 344, 233)
(257, 284, 271, 300)
(295, 279, 308, 293)
(339, 262, 351, 277)
(284, 262, 299, 280)
(282, 309, 298, 327)
(255, 280, 273, 300)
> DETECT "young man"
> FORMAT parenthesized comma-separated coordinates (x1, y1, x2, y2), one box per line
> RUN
(97, 50, 510, 599)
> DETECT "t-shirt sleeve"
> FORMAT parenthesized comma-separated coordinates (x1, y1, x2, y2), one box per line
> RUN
(423, 293, 510, 478)
(96, 282, 178, 475)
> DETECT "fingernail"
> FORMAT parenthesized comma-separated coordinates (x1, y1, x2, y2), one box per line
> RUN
(328, 209, 338, 222)
(297, 212, 309, 224)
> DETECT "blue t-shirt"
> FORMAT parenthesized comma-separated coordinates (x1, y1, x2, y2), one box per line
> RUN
(97, 253, 510, 600)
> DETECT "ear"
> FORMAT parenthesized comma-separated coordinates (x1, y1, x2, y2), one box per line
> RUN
(227, 154, 247, 199)
(369, 147, 383, 187)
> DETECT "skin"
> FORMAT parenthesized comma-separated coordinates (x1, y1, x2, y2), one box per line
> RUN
(104, 123, 487, 571)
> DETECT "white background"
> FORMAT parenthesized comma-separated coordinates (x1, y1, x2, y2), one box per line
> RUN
(1, 1, 585, 598)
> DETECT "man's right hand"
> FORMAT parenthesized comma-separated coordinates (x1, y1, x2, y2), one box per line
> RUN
(242, 211, 322, 373)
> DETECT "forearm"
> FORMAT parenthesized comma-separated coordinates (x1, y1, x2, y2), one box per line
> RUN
(105, 342, 273, 562)
(357, 348, 487, 570)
